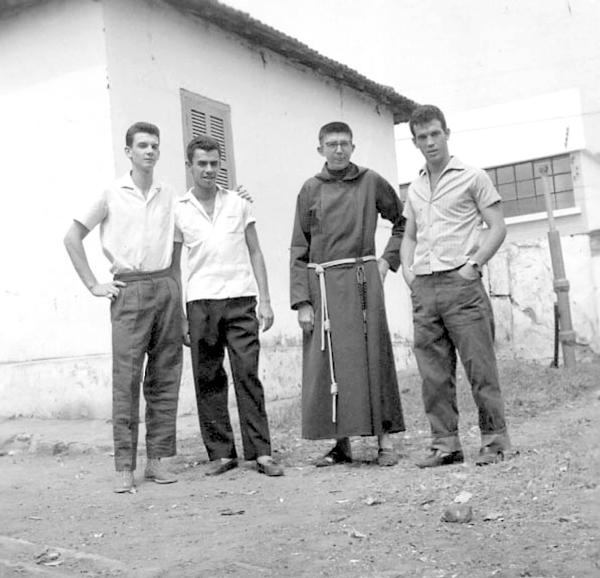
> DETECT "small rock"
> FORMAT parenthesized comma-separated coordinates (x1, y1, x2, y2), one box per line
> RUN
(364, 496, 384, 506)
(483, 511, 505, 521)
(349, 528, 367, 539)
(219, 508, 245, 516)
(451, 472, 469, 481)
(34, 548, 62, 566)
(454, 491, 472, 504)
(419, 498, 435, 509)
(441, 504, 473, 523)
(52, 442, 69, 455)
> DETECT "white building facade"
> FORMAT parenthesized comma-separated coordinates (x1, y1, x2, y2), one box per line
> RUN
(0, 0, 415, 418)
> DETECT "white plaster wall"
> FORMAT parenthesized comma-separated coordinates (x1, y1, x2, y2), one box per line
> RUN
(0, 0, 121, 417)
(579, 151, 600, 232)
(92, 0, 413, 420)
(0, 0, 411, 419)
(0, 0, 113, 364)
(101, 0, 408, 342)
(490, 234, 598, 360)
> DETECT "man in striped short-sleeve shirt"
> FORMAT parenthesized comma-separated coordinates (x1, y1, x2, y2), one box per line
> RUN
(401, 104, 511, 468)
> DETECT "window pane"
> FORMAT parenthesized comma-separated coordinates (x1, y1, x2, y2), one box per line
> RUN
(517, 197, 539, 215)
(496, 166, 514, 185)
(552, 155, 571, 174)
(502, 200, 519, 218)
(533, 159, 551, 178)
(515, 162, 533, 181)
(486, 169, 497, 185)
(554, 173, 573, 193)
(554, 191, 575, 210)
(499, 182, 517, 201)
(534, 176, 554, 195)
(516, 180, 536, 199)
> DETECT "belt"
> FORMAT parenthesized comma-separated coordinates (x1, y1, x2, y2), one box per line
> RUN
(114, 267, 172, 282)
(307, 255, 376, 422)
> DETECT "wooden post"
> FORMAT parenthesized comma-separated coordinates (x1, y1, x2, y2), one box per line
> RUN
(537, 164, 576, 367)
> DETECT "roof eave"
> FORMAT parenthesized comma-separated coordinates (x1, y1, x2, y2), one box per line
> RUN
(163, 0, 417, 124)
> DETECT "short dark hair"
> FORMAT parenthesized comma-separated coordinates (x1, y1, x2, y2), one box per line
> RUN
(186, 135, 221, 163)
(125, 122, 160, 147)
(409, 105, 448, 136)
(318, 121, 353, 143)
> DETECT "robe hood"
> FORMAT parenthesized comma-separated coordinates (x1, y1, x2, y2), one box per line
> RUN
(315, 162, 368, 182)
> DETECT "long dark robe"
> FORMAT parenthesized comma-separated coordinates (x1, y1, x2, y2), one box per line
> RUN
(290, 163, 406, 439)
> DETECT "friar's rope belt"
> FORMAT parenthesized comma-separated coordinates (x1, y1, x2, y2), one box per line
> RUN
(307, 255, 377, 422)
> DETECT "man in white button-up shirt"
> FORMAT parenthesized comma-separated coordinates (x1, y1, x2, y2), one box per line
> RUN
(175, 135, 283, 478)
(401, 105, 511, 469)
(64, 122, 182, 493)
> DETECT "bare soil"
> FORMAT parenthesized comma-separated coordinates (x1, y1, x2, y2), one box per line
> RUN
(2, 359, 600, 578)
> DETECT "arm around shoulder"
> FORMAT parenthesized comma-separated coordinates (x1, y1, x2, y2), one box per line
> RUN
(376, 177, 405, 272)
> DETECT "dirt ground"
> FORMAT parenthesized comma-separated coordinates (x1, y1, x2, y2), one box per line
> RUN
(1, 359, 600, 578)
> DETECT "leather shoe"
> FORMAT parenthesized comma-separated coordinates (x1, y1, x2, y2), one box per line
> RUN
(144, 458, 177, 484)
(416, 449, 464, 469)
(113, 470, 135, 493)
(256, 457, 284, 477)
(475, 447, 505, 466)
(205, 457, 238, 476)
(315, 443, 352, 467)
(377, 447, 399, 467)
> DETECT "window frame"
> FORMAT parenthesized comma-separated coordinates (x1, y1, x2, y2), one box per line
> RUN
(180, 89, 237, 190)
(485, 154, 574, 219)
(398, 153, 575, 219)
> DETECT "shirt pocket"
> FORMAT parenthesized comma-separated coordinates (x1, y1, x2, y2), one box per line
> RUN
(223, 215, 242, 234)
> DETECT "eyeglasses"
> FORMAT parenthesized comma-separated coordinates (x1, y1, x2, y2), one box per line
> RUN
(323, 140, 353, 151)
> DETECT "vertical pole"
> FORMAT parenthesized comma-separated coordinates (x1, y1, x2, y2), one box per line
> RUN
(552, 302, 559, 368)
(537, 164, 576, 367)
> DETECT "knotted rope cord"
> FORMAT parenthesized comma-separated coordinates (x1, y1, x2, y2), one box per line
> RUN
(313, 263, 338, 422)
(307, 255, 376, 423)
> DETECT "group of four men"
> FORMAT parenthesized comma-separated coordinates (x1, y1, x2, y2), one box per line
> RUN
(64, 104, 510, 493)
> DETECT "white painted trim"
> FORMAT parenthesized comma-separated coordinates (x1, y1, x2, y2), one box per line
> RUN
(505, 206, 582, 226)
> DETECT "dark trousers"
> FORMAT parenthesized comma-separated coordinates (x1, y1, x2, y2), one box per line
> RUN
(411, 270, 509, 453)
(187, 297, 271, 461)
(110, 270, 182, 471)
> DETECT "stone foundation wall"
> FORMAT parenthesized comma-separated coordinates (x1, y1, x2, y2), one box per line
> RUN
(487, 233, 599, 360)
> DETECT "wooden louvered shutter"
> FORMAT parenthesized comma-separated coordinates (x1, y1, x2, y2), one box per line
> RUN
(180, 89, 236, 190)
